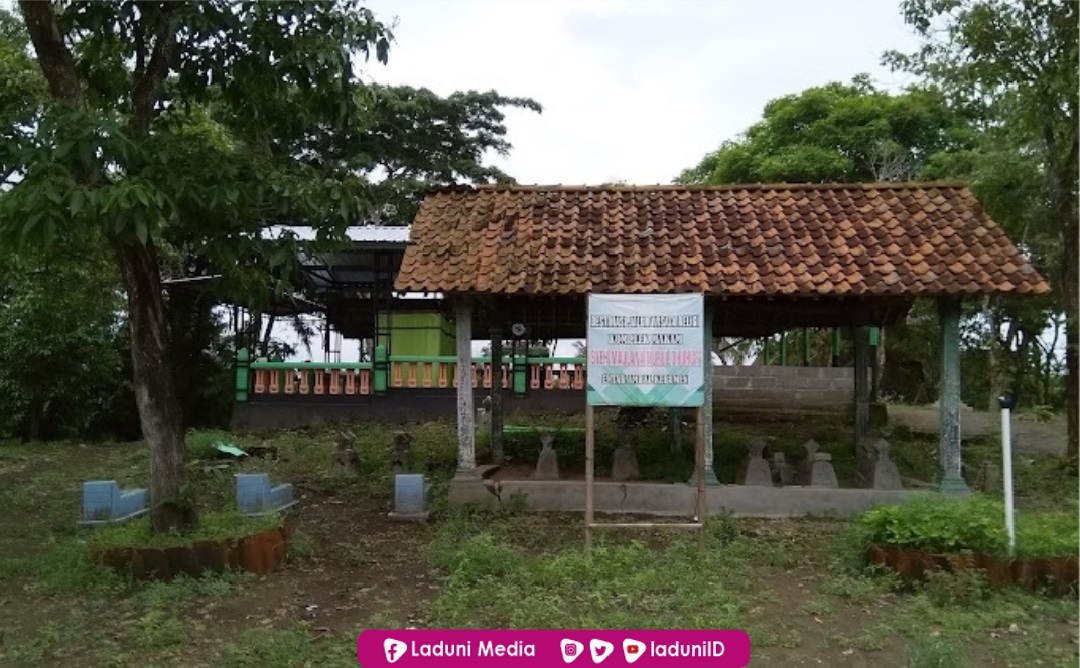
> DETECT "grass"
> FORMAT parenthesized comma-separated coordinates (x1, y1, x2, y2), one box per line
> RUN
(86, 510, 285, 550)
(0, 412, 1076, 667)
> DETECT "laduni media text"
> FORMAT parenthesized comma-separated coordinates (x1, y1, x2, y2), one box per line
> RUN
(357, 629, 751, 667)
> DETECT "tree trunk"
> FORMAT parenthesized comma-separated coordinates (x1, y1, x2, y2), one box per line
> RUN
(113, 238, 195, 532)
(1064, 218, 1078, 462)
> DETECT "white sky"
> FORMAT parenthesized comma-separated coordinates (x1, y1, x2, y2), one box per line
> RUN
(359, 0, 921, 185)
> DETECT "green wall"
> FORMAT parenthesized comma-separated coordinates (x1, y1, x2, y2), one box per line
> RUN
(377, 311, 455, 356)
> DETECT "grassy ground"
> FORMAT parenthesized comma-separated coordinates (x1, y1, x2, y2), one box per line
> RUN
(0, 412, 1075, 667)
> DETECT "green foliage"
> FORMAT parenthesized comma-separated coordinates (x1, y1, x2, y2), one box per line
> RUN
(677, 76, 971, 184)
(856, 495, 1079, 557)
(85, 510, 283, 550)
(906, 636, 970, 668)
(0, 244, 125, 440)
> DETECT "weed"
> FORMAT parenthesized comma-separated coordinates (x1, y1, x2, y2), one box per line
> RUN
(216, 624, 353, 668)
(287, 528, 315, 560)
(917, 569, 990, 608)
(85, 510, 284, 550)
(135, 606, 186, 649)
(906, 636, 969, 668)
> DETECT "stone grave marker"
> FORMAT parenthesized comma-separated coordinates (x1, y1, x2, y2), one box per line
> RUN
(744, 437, 774, 487)
(390, 431, 413, 474)
(869, 439, 903, 490)
(810, 453, 839, 488)
(794, 439, 819, 486)
(532, 430, 560, 480)
(328, 431, 359, 478)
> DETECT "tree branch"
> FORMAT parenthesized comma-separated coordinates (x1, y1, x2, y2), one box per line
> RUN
(130, 1, 178, 135)
(17, 0, 83, 106)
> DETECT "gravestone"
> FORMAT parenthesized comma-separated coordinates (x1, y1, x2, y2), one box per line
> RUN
(610, 426, 641, 481)
(980, 462, 1001, 493)
(794, 439, 819, 486)
(79, 480, 149, 526)
(390, 431, 413, 474)
(869, 439, 903, 490)
(743, 438, 774, 487)
(810, 453, 839, 488)
(328, 431, 359, 478)
(532, 431, 560, 480)
(389, 473, 432, 521)
(736, 436, 769, 485)
(235, 473, 296, 515)
(771, 452, 795, 486)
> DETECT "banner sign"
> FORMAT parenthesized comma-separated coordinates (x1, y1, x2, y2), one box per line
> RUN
(357, 629, 751, 666)
(586, 293, 705, 407)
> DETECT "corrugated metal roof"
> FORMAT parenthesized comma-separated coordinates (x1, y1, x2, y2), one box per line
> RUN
(266, 225, 411, 243)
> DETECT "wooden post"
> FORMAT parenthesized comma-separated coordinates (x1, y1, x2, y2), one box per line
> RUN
(585, 403, 595, 552)
(490, 324, 504, 465)
(938, 298, 970, 495)
(801, 328, 810, 366)
(869, 326, 881, 402)
(455, 302, 476, 476)
(853, 326, 871, 454)
(695, 404, 707, 552)
(779, 331, 788, 366)
(689, 300, 719, 485)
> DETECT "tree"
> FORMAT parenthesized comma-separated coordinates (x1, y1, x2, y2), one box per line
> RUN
(676, 76, 974, 185)
(886, 0, 1079, 461)
(0, 1, 395, 532)
(343, 85, 542, 224)
(0, 243, 125, 440)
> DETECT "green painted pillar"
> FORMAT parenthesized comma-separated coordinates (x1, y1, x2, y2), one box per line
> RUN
(779, 332, 788, 366)
(513, 352, 527, 395)
(689, 300, 720, 486)
(235, 348, 250, 402)
(763, 337, 771, 363)
(374, 344, 388, 394)
(801, 328, 810, 366)
(831, 328, 841, 366)
(938, 298, 970, 495)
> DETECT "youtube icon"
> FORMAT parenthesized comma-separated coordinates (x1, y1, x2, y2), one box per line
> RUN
(622, 639, 646, 664)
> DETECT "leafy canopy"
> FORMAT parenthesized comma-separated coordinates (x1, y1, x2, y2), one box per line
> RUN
(676, 76, 973, 185)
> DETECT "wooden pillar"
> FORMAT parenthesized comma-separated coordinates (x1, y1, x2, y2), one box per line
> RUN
(869, 326, 881, 402)
(689, 300, 719, 485)
(455, 302, 477, 476)
(938, 298, 970, 495)
(853, 326, 871, 453)
(584, 403, 595, 551)
(490, 324, 505, 465)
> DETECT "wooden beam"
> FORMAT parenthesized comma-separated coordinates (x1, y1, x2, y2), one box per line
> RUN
(938, 298, 970, 495)
(455, 302, 476, 476)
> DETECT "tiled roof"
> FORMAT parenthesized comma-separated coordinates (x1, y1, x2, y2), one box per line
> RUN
(394, 183, 1049, 297)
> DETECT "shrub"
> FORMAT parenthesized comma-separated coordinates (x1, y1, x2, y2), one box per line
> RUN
(856, 495, 1078, 558)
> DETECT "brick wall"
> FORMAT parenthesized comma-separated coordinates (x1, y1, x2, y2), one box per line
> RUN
(712, 365, 856, 412)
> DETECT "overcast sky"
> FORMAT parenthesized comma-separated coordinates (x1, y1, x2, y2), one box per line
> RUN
(361, 0, 922, 185)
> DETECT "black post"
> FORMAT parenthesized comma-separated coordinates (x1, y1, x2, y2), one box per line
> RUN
(491, 324, 505, 465)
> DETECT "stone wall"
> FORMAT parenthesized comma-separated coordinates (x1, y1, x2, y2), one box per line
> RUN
(712, 365, 857, 414)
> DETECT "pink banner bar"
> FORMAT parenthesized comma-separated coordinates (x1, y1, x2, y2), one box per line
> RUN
(358, 630, 750, 667)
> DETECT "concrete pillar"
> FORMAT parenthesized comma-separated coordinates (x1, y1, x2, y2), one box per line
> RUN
(853, 326, 871, 452)
(938, 298, 970, 495)
(455, 302, 477, 477)
(689, 300, 720, 485)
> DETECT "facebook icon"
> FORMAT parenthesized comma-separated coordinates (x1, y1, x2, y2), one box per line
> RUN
(384, 638, 407, 664)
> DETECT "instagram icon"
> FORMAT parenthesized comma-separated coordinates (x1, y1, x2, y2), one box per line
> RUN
(560, 639, 584, 664)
